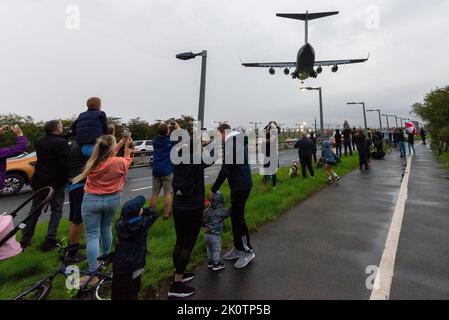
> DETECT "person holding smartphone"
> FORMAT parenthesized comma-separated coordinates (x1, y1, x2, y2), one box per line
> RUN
(0, 125, 27, 192)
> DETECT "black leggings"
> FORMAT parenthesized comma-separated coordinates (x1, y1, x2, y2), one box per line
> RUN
(230, 190, 252, 252)
(172, 208, 203, 275)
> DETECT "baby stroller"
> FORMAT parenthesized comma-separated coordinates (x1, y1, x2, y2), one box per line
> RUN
(0, 187, 54, 261)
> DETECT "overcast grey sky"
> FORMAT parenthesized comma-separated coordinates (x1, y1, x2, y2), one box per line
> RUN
(1, 0, 448, 129)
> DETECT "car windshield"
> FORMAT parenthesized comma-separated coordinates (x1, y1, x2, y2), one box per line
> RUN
(7, 152, 36, 161)
(133, 141, 143, 146)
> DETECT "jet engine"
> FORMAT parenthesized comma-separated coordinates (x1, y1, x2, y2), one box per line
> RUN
(269, 67, 275, 75)
(331, 65, 338, 73)
(316, 66, 323, 74)
(284, 68, 290, 75)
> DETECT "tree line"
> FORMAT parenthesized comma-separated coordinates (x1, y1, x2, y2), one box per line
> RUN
(412, 85, 449, 152)
(0, 113, 195, 152)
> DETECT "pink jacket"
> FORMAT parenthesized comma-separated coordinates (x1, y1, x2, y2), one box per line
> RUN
(84, 157, 132, 195)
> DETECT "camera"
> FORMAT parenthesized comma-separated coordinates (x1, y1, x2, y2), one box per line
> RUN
(2, 125, 10, 132)
(122, 123, 129, 137)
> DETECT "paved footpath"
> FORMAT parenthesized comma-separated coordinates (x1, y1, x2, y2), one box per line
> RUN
(390, 143, 449, 299)
(162, 142, 449, 300)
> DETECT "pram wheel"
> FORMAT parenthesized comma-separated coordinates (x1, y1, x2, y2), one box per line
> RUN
(14, 279, 52, 300)
(94, 276, 113, 300)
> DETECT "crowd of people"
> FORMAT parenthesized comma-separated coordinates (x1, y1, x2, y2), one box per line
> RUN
(0, 107, 424, 300)
(0, 97, 257, 300)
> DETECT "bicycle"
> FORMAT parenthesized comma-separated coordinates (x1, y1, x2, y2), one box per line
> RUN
(14, 249, 114, 300)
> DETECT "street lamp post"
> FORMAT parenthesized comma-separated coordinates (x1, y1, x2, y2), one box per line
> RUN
(381, 114, 390, 130)
(300, 86, 324, 137)
(249, 121, 262, 158)
(366, 108, 382, 131)
(393, 115, 399, 127)
(278, 123, 285, 138)
(347, 102, 367, 133)
(176, 50, 208, 127)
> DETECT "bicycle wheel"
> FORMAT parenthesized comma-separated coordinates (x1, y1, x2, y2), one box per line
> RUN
(94, 276, 112, 300)
(14, 279, 52, 300)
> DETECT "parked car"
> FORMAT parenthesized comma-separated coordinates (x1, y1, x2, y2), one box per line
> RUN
(285, 138, 299, 148)
(1, 152, 36, 196)
(132, 140, 153, 153)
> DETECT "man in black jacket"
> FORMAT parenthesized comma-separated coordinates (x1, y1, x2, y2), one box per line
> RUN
(295, 133, 315, 179)
(113, 196, 159, 300)
(211, 123, 254, 270)
(21, 120, 69, 251)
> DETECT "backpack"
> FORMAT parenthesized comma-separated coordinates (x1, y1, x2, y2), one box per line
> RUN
(172, 164, 199, 198)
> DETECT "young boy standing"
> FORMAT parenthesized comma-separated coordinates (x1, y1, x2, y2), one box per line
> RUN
(112, 196, 159, 300)
(203, 192, 231, 271)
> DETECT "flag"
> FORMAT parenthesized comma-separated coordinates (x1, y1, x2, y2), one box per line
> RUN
(405, 121, 416, 135)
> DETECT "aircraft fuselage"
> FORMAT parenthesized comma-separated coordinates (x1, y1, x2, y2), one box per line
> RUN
(293, 43, 316, 80)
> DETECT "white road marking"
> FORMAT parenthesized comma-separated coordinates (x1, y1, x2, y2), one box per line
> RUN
(131, 186, 153, 192)
(370, 156, 412, 300)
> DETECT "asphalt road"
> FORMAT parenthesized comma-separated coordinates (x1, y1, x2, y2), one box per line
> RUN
(0, 148, 300, 220)
(160, 142, 449, 300)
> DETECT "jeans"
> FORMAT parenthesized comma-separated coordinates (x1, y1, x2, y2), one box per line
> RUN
(263, 174, 277, 187)
(205, 233, 222, 265)
(399, 141, 406, 157)
(230, 189, 252, 252)
(344, 139, 353, 156)
(82, 192, 121, 272)
(299, 155, 314, 178)
(21, 186, 65, 244)
(408, 142, 415, 155)
(172, 208, 203, 274)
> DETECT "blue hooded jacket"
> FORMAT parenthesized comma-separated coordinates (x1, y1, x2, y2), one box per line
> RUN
(322, 140, 339, 165)
(152, 134, 174, 177)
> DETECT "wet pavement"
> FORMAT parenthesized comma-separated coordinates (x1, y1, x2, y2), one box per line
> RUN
(161, 143, 449, 299)
(390, 143, 449, 299)
(163, 148, 407, 299)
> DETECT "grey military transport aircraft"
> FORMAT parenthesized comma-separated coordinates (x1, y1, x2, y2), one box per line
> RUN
(242, 11, 369, 82)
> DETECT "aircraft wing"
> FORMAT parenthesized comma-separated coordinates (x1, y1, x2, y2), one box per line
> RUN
(242, 62, 296, 68)
(314, 56, 369, 67)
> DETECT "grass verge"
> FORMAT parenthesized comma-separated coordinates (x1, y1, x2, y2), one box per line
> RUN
(0, 154, 359, 300)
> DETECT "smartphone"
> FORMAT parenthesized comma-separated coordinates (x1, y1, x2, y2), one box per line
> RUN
(122, 124, 129, 137)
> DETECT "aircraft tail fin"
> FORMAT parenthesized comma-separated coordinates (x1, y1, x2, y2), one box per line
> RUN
(276, 11, 339, 21)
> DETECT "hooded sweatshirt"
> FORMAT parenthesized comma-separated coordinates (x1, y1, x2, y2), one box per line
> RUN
(322, 140, 339, 164)
(113, 207, 159, 275)
(152, 134, 174, 177)
(203, 192, 230, 236)
(211, 131, 252, 193)
(0, 136, 28, 190)
(84, 156, 131, 194)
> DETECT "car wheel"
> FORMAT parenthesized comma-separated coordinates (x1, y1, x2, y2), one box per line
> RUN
(2, 173, 25, 196)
